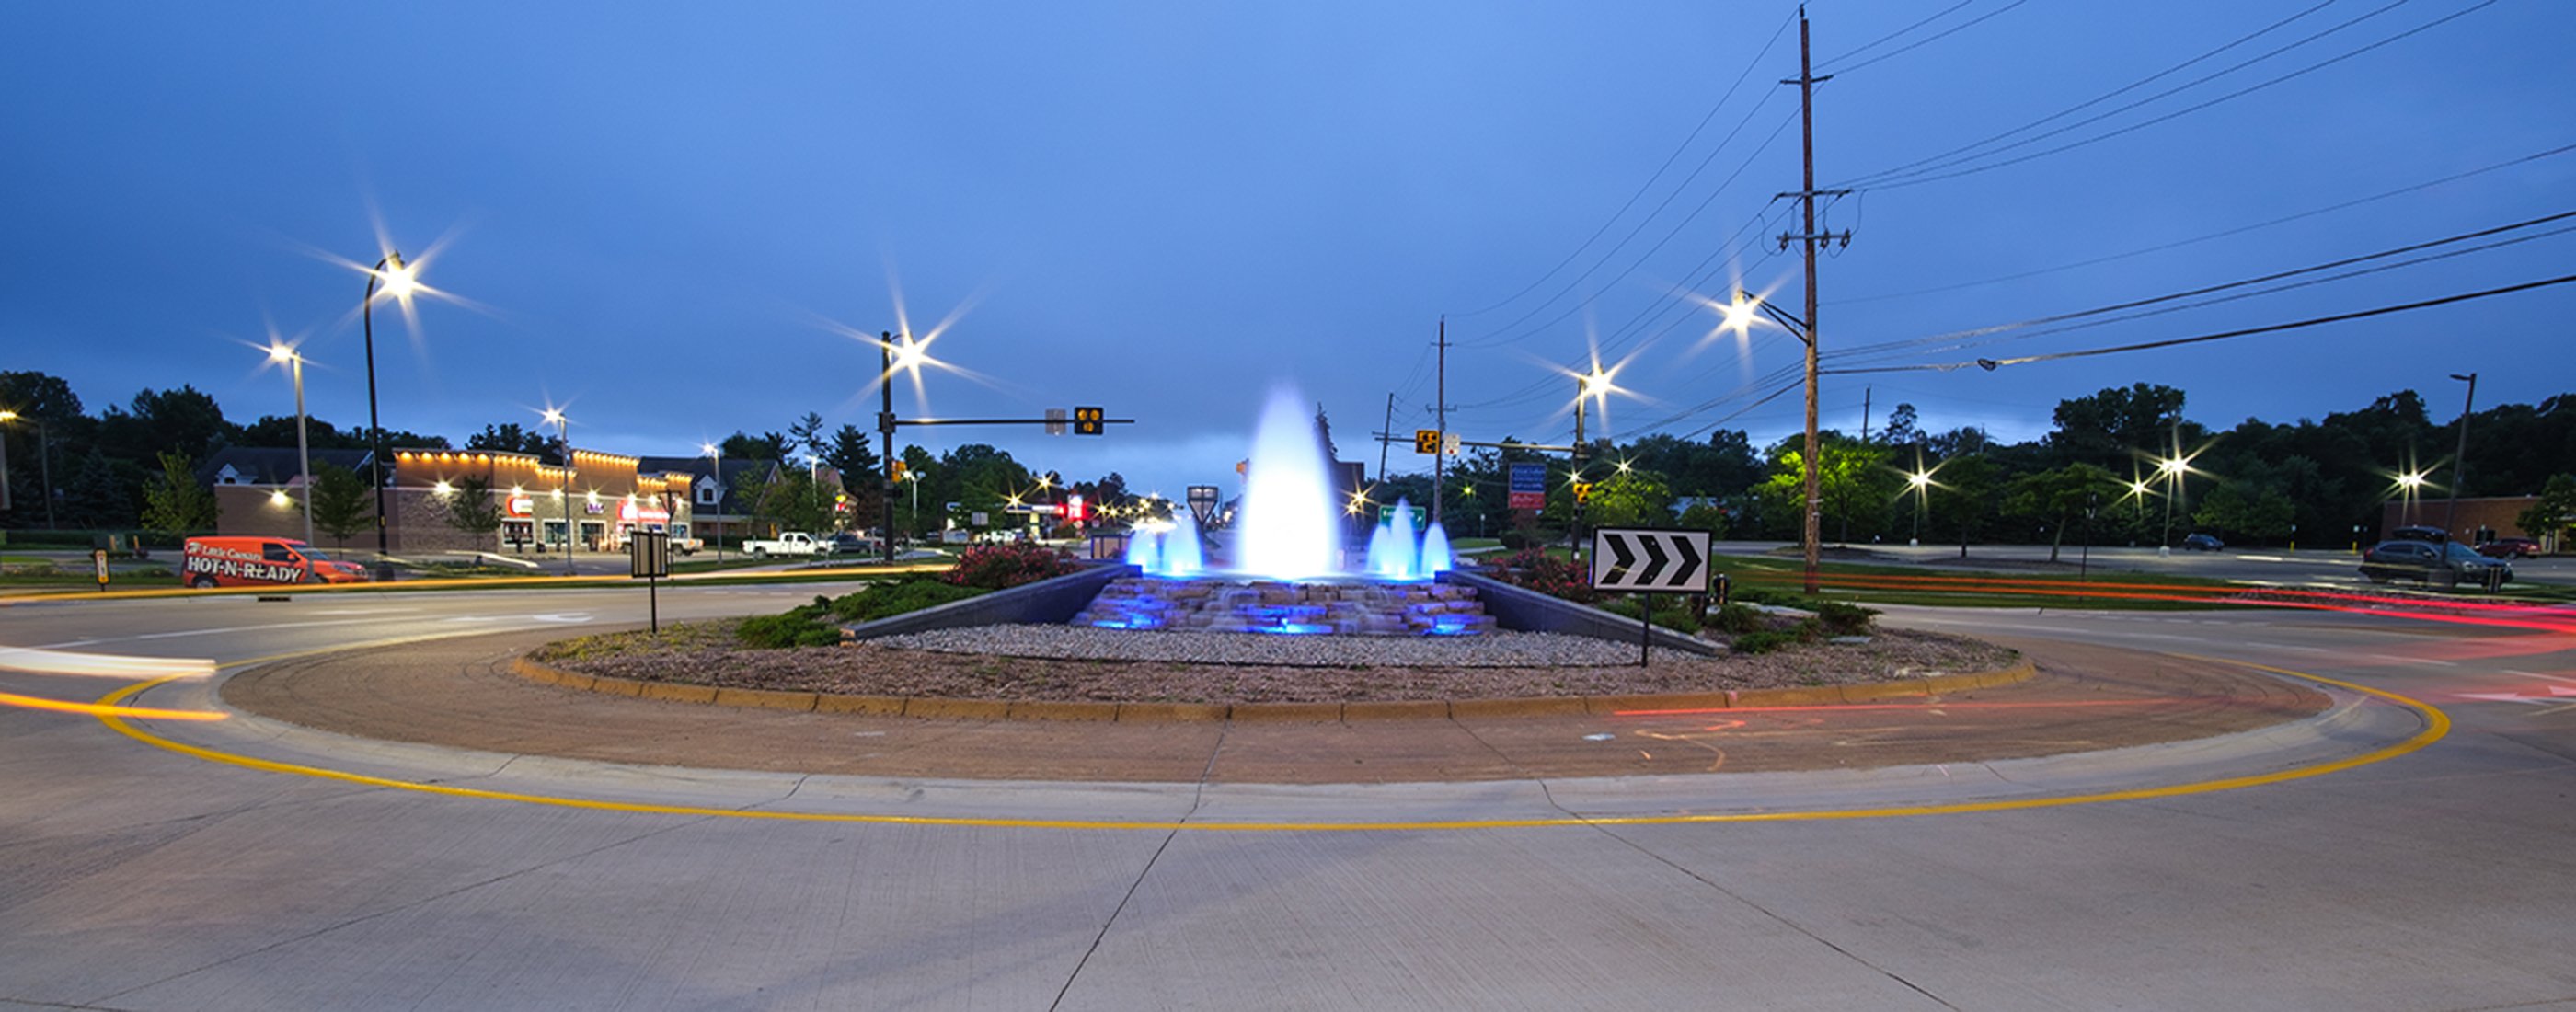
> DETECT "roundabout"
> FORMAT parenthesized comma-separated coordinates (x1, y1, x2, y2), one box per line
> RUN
(5, 585, 2568, 1010)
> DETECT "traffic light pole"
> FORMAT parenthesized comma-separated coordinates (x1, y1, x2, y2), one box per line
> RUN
(873, 329, 1130, 564)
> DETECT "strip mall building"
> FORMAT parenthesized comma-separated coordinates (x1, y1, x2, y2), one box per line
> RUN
(202, 445, 696, 556)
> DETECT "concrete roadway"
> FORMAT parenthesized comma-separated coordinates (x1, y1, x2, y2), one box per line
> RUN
(3, 581, 2574, 1009)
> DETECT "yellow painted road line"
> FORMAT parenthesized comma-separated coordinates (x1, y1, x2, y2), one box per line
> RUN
(92, 658, 2450, 833)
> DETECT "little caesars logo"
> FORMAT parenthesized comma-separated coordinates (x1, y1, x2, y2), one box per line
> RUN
(185, 548, 305, 584)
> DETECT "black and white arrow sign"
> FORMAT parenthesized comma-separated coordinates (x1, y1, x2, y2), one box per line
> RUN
(1591, 527, 1712, 592)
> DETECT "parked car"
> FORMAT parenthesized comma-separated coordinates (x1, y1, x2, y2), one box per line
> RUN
(2180, 534, 2224, 551)
(2359, 539, 2512, 588)
(2477, 537, 2539, 559)
(819, 532, 875, 556)
(738, 532, 825, 558)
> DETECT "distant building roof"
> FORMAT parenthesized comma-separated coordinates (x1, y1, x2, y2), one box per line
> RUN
(198, 447, 374, 487)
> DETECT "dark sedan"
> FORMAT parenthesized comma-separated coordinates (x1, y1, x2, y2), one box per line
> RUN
(2360, 539, 2513, 588)
(2180, 534, 2224, 551)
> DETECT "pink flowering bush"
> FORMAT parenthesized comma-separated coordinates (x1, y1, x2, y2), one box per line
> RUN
(943, 542, 1082, 589)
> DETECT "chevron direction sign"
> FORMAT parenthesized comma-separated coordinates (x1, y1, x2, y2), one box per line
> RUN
(1591, 527, 1712, 592)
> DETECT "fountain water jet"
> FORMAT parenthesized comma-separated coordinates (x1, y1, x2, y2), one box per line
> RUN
(1077, 384, 1489, 635)
(1235, 386, 1338, 580)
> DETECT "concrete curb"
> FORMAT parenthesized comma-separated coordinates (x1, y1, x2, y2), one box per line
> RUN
(508, 656, 2036, 723)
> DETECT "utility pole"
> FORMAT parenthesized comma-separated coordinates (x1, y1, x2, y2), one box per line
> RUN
(1779, 6, 1850, 594)
(1434, 317, 1450, 529)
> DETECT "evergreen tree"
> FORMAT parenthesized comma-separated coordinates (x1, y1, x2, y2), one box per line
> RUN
(304, 461, 374, 549)
(140, 451, 220, 539)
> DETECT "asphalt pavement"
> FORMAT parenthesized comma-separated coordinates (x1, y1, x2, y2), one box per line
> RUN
(3, 580, 2572, 1009)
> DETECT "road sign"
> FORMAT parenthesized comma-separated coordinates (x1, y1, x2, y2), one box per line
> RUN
(1590, 527, 1711, 592)
(1442, 432, 1461, 456)
(1414, 429, 1440, 454)
(628, 530, 669, 632)
(1508, 463, 1546, 510)
(1187, 485, 1219, 526)
(1378, 504, 1426, 531)
(1073, 407, 1105, 435)
(1046, 408, 1067, 435)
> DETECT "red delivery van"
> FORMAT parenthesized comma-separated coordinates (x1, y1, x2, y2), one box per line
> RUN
(181, 537, 372, 589)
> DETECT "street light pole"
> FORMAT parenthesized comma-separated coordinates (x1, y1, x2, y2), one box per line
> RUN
(2, 412, 58, 530)
(703, 443, 723, 563)
(360, 251, 415, 581)
(269, 346, 316, 548)
(880, 333, 898, 566)
(546, 409, 573, 576)
(2443, 372, 2478, 537)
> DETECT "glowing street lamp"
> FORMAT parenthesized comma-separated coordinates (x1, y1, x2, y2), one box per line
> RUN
(359, 251, 420, 581)
(2397, 470, 2427, 527)
(266, 344, 316, 548)
(1905, 467, 1933, 546)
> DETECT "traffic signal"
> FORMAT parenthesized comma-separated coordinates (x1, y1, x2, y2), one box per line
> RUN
(1414, 429, 1440, 454)
(1074, 406, 1105, 435)
(1572, 481, 1595, 505)
(891, 460, 908, 480)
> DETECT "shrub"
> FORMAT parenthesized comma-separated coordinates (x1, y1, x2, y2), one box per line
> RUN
(1599, 596, 1701, 633)
(1731, 629, 1803, 654)
(1815, 601, 1880, 635)
(830, 579, 987, 623)
(944, 542, 1082, 589)
(1710, 603, 1767, 636)
(1491, 547, 1593, 604)
(738, 596, 844, 649)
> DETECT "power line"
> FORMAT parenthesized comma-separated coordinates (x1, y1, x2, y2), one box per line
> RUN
(1827, 272, 2576, 374)
(1836, 0, 2354, 189)
(1837, 142, 2576, 305)
(1847, 1, 2494, 190)
(1825, 209, 2576, 364)
(1816, 0, 2030, 76)
(1448, 10, 1796, 321)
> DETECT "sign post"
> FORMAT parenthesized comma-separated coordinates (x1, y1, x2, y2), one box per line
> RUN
(1589, 527, 1712, 666)
(629, 529, 670, 633)
(92, 548, 109, 592)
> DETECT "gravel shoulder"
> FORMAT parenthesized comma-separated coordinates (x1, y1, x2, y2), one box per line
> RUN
(531, 619, 2021, 706)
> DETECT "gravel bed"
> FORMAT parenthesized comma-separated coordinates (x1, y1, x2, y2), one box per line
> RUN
(873, 626, 1647, 667)
(533, 619, 2022, 706)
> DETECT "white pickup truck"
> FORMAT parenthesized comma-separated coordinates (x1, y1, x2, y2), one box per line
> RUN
(739, 532, 826, 558)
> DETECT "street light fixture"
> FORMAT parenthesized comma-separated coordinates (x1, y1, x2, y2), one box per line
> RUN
(1905, 466, 1932, 547)
(267, 344, 316, 548)
(2398, 470, 2427, 527)
(360, 251, 420, 581)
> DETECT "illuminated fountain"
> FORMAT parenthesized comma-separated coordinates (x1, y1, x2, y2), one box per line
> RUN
(1076, 385, 1488, 635)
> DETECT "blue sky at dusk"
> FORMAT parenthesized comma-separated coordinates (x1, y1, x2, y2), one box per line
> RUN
(5, 1, 2570, 497)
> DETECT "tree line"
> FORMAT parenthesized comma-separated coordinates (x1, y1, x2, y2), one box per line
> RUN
(1376, 383, 2576, 552)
